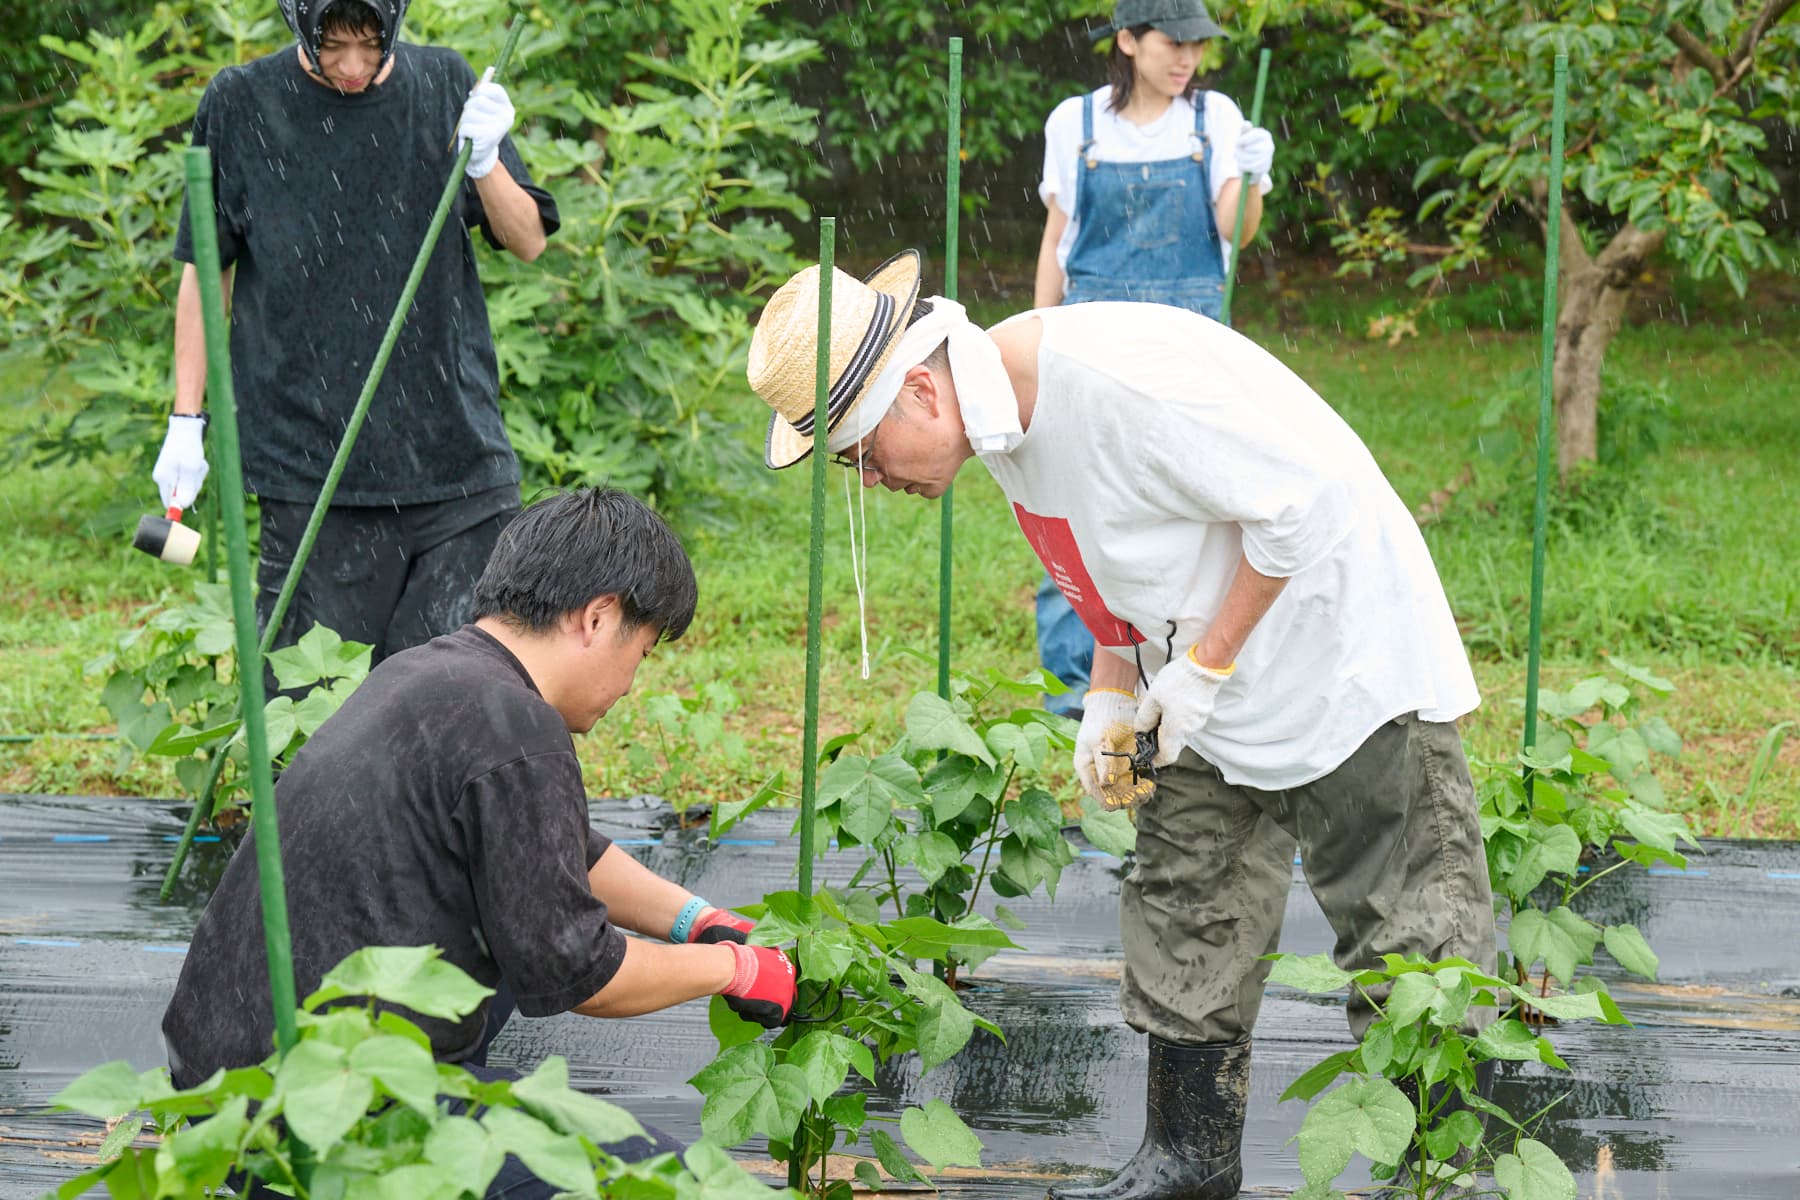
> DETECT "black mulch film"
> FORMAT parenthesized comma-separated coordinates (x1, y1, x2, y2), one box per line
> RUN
(3, 793, 1799, 1198)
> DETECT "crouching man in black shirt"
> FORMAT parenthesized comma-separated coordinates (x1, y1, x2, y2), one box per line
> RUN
(161, 488, 795, 1194)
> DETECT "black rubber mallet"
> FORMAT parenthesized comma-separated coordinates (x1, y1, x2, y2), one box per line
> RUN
(133, 505, 202, 566)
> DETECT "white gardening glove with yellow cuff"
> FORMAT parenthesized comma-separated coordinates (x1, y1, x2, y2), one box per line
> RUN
(1074, 688, 1140, 803)
(1134, 648, 1235, 768)
(457, 77, 515, 179)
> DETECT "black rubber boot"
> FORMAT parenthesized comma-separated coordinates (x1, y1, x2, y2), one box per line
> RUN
(1371, 1058, 1498, 1198)
(1047, 1036, 1249, 1200)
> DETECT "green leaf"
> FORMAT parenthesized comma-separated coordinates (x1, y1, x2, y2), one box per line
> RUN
(707, 994, 766, 1051)
(305, 945, 494, 1019)
(348, 1034, 442, 1116)
(854, 1160, 884, 1192)
(272, 1039, 373, 1152)
(1280, 1050, 1356, 1103)
(1601, 923, 1661, 981)
(1508, 906, 1603, 986)
(1078, 793, 1137, 858)
(710, 770, 785, 841)
(824, 1090, 869, 1132)
(817, 752, 918, 844)
(786, 1030, 875, 1103)
(1474, 1018, 1567, 1068)
(904, 692, 993, 763)
(870, 1128, 928, 1184)
(689, 1043, 809, 1145)
(155, 1094, 249, 1192)
(268, 623, 373, 691)
(96, 1114, 144, 1163)
(1505, 823, 1583, 895)
(481, 1105, 599, 1196)
(420, 1115, 506, 1193)
(885, 915, 1019, 956)
(144, 718, 241, 757)
(1267, 953, 1355, 995)
(1292, 1077, 1415, 1186)
(512, 1056, 645, 1144)
(1493, 1137, 1577, 1200)
(911, 830, 965, 885)
(1005, 787, 1064, 847)
(1618, 805, 1696, 854)
(900, 1098, 984, 1169)
(915, 998, 977, 1073)
(52, 1061, 170, 1118)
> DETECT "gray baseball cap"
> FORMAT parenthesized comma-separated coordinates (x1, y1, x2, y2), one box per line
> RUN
(1089, 0, 1227, 44)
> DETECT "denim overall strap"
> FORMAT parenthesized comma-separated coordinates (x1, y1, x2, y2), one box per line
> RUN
(1064, 90, 1229, 321)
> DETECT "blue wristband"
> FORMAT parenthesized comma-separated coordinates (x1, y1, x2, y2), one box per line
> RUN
(669, 896, 710, 944)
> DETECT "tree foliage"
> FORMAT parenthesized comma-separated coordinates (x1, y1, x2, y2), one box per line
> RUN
(1323, 0, 1797, 472)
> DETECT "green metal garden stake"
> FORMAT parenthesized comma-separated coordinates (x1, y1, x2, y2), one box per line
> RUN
(791, 216, 834, 1194)
(798, 219, 835, 915)
(937, 37, 963, 702)
(1218, 47, 1271, 327)
(162, 14, 527, 898)
(1522, 53, 1569, 795)
(183, 147, 299, 1058)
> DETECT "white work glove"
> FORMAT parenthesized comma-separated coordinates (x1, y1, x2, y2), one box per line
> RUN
(457, 77, 514, 180)
(152, 413, 209, 510)
(1134, 648, 1235, 769)
(1235, 123, 1275, 180)
(1073, 688, 1141, 803)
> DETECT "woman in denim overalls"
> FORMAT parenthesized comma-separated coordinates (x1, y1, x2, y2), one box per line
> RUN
(1031, 0, 1274, 722)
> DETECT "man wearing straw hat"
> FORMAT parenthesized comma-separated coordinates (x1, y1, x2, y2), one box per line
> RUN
(745, 253, 1497, 1199)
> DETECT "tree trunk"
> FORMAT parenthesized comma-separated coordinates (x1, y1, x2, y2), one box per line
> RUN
(1546, 211, 1666, 481)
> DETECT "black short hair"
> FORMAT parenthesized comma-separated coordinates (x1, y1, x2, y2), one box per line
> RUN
(472, 488, 698, 641)
(319, 0, 383, 38)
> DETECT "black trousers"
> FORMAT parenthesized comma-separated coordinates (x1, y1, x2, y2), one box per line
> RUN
(255, 486, 518, 688)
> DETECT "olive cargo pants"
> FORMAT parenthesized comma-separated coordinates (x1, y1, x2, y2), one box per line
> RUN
(1120, 713, 1498, 1045)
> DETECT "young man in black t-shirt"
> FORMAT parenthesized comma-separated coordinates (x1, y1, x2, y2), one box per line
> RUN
(163, 489, 797, 1195)
(153, 0, 555, 670)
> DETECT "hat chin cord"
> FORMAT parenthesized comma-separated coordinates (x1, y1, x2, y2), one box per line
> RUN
(843, 458, 873, 681)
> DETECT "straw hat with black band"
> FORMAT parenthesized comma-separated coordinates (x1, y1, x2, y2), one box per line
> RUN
(748, 250, 922, 470)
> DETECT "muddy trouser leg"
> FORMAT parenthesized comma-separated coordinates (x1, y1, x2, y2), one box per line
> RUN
(1054, 755, 1296, 1200)
(383, 503, 519, 656)
(1119, 752, 1298, 1045)
(255, 500, 410, 698)
(1280, 714, 1498, 1041)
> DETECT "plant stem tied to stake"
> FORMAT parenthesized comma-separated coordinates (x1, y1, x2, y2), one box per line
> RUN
(162, 14, 528, 898)
(1219, 47, 1271, 327)
(937, 37, 962, 702)
(1522, 54, 1569, 797)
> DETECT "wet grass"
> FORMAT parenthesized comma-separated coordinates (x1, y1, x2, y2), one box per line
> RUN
(1, 282, 1795, 834)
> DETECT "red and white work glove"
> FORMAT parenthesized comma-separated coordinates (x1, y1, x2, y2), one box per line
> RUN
(152, 413, 209, 510)
(720, 943, 796, 1029)
(1135, 648, 1234, 769)
(689, 907, 755, 946)
(1073, 688, 1140, 803)
(456, 75, 515, 179)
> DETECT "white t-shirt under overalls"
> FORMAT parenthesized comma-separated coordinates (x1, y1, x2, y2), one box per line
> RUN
(979, 303, 1479, 790)
(1040, 86, 1274, 278)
